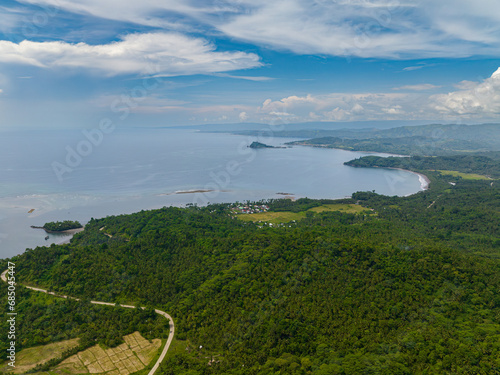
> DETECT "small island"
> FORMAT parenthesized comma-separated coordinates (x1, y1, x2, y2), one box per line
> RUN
(31, 220, 83, 233)
(249, 141, 285, 149)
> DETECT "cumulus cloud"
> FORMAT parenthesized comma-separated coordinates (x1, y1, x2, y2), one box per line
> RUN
(239, 111, 248, 121)
(0, 32, 261, 76)
(432, 67, 500, 116)
(16, 0, 500, 59)
(256, 92, 419, 122)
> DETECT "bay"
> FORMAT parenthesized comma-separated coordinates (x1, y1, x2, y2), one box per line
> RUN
(0, 127, 423, 258)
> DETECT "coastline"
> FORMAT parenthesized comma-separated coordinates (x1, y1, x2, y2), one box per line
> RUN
(31, 226, 84, 234)
(289, 143, 409, 158)
(58, 228, 85, 245)
(388, 167, 430, 191)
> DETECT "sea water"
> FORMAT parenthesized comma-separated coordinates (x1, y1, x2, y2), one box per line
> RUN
(0, 127, 423, 257)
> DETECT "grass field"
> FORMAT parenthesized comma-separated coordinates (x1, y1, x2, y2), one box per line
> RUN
(437, 170, 492, 180)
(54, 331, 161, 375)
(0, 338, 80, 374)
(238, 204, 371, 224)
(1, 332, 162, 375)
(309, 204, 370, 214)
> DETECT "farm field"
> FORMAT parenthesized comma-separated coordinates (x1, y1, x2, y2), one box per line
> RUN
(437, 170, 492, 180)
(0, 339, 80, 373)
(1, 332, 161, 375)
(237, 204, 371, 224)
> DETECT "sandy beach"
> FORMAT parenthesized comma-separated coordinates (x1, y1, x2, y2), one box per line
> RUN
(388, 168, 430, 191)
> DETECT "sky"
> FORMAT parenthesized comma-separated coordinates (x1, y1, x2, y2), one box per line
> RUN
(0, 0, 500, 128)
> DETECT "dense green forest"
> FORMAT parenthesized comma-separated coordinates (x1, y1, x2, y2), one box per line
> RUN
(42, 220, 83, 232)
(5, 151, 500, 374)
(287, 136, 491, 156)
(0, 282, 169, 370)
(345, 155, 500, 179)
(281, 123, 500, 156)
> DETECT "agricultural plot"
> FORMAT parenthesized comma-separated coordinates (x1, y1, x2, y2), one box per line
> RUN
(54, 331, 161, 375)
(238, 204, 371, 224)
(437, 170, 492, 180)
(0, 339, 80, 373)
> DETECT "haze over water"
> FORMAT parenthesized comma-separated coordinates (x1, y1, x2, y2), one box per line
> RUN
(0, 128, 423, 258)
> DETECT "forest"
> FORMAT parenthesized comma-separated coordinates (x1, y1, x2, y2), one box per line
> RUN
(283, 123, 500, 156)
(0, 283, 169, 371)
(345, 154, 500, 179)
(42, 220, 83, 232)
(1, 152, 499, 374)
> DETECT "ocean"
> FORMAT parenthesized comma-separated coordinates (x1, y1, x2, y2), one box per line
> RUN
(0, 127, 424, 258)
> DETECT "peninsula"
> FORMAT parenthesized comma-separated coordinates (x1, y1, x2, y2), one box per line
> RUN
(249, 141, 285, 149)
(31, 220, 83, 233)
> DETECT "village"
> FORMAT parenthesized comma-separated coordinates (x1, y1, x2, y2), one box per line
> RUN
(230, 203, 270, 214)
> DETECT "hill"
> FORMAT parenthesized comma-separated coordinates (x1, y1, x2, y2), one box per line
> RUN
(285, 124, 500, 156)
(5, 157, 500, 374)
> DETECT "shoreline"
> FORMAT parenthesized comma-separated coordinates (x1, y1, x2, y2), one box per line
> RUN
(31, 226, 84, 234)
(289, 143, 409, 158)
(58, 228, 85, 245)
(389, 168, 430, 191)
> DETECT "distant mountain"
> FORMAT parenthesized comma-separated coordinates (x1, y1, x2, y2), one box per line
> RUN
(285, 124, 500, 156)
(167, 120, 437, 133)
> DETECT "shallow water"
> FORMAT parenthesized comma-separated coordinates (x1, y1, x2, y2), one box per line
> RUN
(0, 128, 422, 257)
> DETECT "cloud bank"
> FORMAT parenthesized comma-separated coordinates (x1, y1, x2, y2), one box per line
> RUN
(432, 68, 500, 116)
(16, 0, 500, 59)
(0, 32, 261, 76)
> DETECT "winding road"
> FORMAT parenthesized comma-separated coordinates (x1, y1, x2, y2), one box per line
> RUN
(1, 269, 174, 375)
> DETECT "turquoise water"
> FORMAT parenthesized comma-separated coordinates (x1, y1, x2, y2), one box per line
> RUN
(0, 128, 422, 257)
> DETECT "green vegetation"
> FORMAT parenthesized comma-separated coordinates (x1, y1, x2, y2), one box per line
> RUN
(0, 285, 169, 371)
(249, 141, 279, 149)
(5, 159, 499, 374)
(308, 203, 371, 214)
(3, 147, 500, 374)
(237, 210, 306, 223)
(284, 123, 500, 156)
(238, 204, 371, 224)
(0, 339, 80, 373)
(345, 154, 500, 179)
(437, 170, 491, 180)
(43, 220, 83, 232)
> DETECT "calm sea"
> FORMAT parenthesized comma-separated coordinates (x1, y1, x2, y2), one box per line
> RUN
(0, 127, 423, 257)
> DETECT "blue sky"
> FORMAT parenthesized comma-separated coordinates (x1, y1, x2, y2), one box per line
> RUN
(0, 0, 500, 128)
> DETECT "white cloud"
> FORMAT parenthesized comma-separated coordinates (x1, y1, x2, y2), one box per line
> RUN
(403, 66, 425, 71)
(393, 84, 440, 91)
(212, 73, 274, 81)
(453, 80, 478, 90)
(86, 68, 500, 123)
(239, 111, 248, 121)
(256, 92, 418, 122)
(432, 67, 500, 116)
(0, 32, 261, 76)
(15, 0, 500, 59)
(0, 6, 25, 34)
(218, 0, 500, 58)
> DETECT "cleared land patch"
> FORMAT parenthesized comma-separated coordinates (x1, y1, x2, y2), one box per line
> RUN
(309, 204, 370, 214)
(0, 338, 80, 373)
(437, 170, 492, 180)
(238, 204, 370, 224)
(54, 331, 161, 375)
